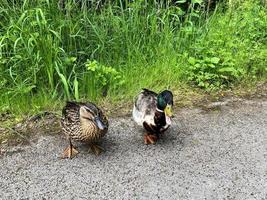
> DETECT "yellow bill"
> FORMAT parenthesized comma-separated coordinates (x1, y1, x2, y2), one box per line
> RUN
(164, 104, 173, 117)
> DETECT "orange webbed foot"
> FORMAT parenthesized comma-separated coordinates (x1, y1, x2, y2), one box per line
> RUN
(144, 134, 157, 145)
(62, 145, 79, 159)
(90, 144, 104, 155)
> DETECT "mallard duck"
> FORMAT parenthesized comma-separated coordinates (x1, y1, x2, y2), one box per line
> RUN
(61, 101, 108, 158)
(132, 89, 173, 144)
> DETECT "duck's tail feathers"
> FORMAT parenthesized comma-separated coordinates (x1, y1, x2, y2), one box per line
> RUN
(141, 88, 157, 96)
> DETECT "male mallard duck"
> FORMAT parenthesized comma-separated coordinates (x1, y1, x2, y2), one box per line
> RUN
(61, 101, 108, 158)
(132, 89, 173, 144)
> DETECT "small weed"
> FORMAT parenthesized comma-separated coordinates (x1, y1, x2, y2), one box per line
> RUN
(84, 60, 124, 100)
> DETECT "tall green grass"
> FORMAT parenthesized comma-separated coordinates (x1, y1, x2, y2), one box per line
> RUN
(0, 0, 266, 114)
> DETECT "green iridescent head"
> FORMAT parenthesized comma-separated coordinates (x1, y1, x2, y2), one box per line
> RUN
(157, 90, 173, 117)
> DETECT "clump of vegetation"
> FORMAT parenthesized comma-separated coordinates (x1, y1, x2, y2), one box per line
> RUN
(0, 0, 266, 115)
(85, 60, 124, 99)
(184, 0, 267, 90)
(186, 56, 242, 91)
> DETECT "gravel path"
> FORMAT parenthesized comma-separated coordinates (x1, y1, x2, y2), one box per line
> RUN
(0, 99, 267, 200)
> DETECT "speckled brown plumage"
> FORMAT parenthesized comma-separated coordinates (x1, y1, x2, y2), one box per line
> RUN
(61, 101, 108, 158)
(61, 102, 108, 142)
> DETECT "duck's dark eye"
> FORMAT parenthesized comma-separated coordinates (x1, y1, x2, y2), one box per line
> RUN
(85, 107, 92, 113)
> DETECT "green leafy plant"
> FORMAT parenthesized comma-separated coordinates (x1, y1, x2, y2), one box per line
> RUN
(187, 55, 244, 91)
(84, 60, 124, 99)
(55, 56, 79, 101)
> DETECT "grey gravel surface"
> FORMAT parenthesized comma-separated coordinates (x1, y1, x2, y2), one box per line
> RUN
(0, 99, 267, 200)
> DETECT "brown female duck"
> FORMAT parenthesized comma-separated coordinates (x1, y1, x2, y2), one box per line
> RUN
(61, 101, 108, 158)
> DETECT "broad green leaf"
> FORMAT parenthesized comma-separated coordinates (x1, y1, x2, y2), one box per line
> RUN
(208, 63, 215, 68)
(188, 57, 196, 65)
(218, 67, 236, 72)
(192, 0, 203, 4)
(210, 57, 220, 64)
(176, 0, 187, 3)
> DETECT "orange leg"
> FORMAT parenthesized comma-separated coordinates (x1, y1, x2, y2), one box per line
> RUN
(144, 134, 157, 145)
(62, 138, 79, 159)
(90, 143, 104, 155)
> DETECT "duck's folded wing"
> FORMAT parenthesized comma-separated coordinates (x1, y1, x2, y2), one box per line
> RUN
(132, 89, 157, 125)
(62, 101, 80, 122)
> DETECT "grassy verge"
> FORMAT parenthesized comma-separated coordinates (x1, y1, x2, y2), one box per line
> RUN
(0, 0, 266, 117)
